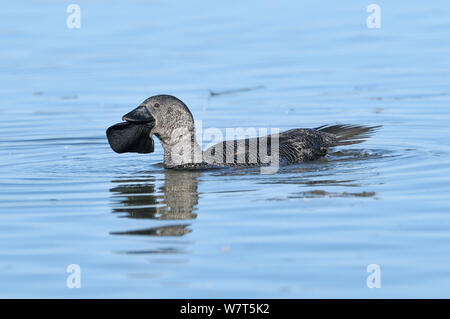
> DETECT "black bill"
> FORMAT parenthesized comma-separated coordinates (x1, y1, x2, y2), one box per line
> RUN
(106, 105, 156, 154)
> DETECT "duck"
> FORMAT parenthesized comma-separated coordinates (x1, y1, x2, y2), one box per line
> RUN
(106, 94, 379, 170)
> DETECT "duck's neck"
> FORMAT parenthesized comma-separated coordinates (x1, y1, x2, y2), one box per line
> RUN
(158, 129, 203, 168)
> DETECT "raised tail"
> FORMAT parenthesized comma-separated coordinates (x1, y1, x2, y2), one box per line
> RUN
(315, 124, 381, 146)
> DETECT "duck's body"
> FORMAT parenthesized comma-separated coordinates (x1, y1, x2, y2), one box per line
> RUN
(106, 95, 379, 170)
(204, 128, 331, 167)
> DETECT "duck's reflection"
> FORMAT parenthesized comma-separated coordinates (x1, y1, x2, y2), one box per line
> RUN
(109, 170, 200, 237)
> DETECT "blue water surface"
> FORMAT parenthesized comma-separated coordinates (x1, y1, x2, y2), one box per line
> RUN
(0, 0, 449, 298)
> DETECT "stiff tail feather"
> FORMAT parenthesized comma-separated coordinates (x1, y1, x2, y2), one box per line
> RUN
(315, 124, 381, 146)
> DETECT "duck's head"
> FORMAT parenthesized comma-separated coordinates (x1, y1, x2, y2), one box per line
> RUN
(106, 95, 194, 154)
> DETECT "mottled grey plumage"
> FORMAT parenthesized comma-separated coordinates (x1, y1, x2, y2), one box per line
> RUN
(106, 94, 380, 169)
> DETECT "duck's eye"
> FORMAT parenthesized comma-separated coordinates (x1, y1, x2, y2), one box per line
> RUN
(154, 103, 160, 108)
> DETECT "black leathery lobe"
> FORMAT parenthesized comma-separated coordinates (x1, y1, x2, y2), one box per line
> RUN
(106, 122, 154, 154)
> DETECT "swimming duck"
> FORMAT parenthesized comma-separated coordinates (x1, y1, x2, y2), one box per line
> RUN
(106, 95, 379, 169)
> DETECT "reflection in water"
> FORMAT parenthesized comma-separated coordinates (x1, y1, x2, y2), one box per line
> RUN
(109, 170, 200, 237)
(288, 190, 376, 199)
(111, 224, 192, 237)
(108, 149, 383, 238)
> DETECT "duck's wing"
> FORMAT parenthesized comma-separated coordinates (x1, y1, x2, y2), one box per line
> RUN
(277, 129, 332, 163)
(277, 125, 380, 163)
(203, 125, 380, 166)
(203, 136, 264, 166)
(203, 129, 330, 165)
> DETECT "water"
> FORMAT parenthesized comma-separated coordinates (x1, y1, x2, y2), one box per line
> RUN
(1, 0, 450, 298)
